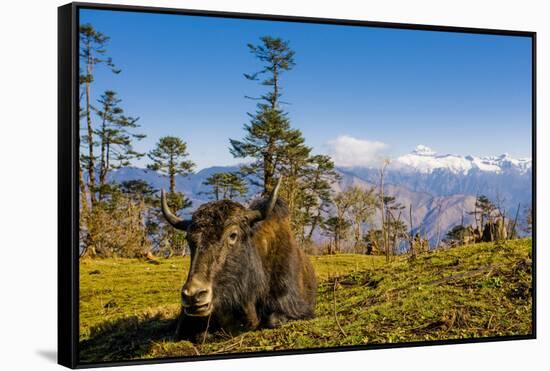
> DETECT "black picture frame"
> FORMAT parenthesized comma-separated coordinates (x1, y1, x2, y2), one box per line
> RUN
(58, 2, 537, 369)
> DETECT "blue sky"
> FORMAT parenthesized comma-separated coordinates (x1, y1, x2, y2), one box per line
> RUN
(80, 8, 532, 170)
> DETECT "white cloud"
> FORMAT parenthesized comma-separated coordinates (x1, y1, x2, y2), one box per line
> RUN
(325, 135, 389, 168)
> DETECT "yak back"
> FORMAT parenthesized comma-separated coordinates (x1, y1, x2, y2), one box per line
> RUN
(249, 196, 317, 318)
(248, 196, 292, 259)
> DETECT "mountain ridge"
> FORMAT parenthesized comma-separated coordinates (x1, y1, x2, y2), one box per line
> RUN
(107, 165, 518, 246)
(102, 145, 530, 248)
(389, 145, 532, 175)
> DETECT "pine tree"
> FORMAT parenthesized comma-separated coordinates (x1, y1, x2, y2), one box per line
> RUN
(230, 36, 306, 195)
(377, 160, 391, 261)
(147, 137, 195, 257)
(120, 179, 156, 202)
(278, 130, 311, 228)
(322, 217, 351, 255)
(147, 136, 195, 196)
(329, 191, 356, 253)
(243, 36, 295, 111)
(387, 218, 408, 254)
(445, 225, 469, 245)
(79, 24, 120, 206)
(202, 172, 248, 200)
(301, 155, 340, 242)
(224, 172, 249, 200)
(202, 173, 225, 201)
(78, 101, 90, 250)
(383, 196, 406, 256)
(94, 90, 145, 200)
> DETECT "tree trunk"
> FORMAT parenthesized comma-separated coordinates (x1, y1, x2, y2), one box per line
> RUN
(169, 154, 176, 194)
(263, 60, 279, 194)
(85, 46, 96, 206)
(272, 64, 278, 109)
(409, 204, 415, 257)
(379, 162, 389, 262)
(510, 203, 521, 240)
(98, 117, 108, 201)
(79, 165, 90, 258)
(79, 165, 89, 216)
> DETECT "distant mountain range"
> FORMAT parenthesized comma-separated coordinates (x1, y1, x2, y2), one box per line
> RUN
(392, 145, 531, 175)
(107, 145, 532, 247)
(344, 145, 532, 214)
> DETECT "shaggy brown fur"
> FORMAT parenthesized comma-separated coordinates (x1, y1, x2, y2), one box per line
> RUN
(172, 197, 317, 341)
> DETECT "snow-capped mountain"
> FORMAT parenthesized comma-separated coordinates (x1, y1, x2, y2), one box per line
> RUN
(346, 145, 532, 214)
(391, 145, 532, 175)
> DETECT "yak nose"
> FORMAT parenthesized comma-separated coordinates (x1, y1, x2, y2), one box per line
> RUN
(181, 280, 212, 306)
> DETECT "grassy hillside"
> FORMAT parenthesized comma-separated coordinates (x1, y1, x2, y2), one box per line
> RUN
(79, 239, 532, 363)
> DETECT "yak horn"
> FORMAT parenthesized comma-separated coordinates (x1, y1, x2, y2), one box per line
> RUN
(266, 176, 282, 216)
(161, 189, 191, 230)
(246, 177, 283, 223)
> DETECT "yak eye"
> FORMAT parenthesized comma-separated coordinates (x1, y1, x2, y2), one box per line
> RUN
(228, 232, 238, 244)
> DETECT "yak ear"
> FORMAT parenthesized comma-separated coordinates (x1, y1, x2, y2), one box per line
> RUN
(245, 209, 263, 225)
(246, 177, 283, 225)
(161, 189, 192, 231)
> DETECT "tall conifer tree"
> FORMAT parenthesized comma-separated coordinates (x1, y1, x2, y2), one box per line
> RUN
(148, 136, 195, 256)
(230, 36, 309, 195)
(202, 172, 248, 201)
(79, 23, 120, 206)
(94, 90, 145, 200)
(147, 136, 195, 194)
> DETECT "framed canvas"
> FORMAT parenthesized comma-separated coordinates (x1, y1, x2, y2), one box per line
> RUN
(58, 2, 536, 368)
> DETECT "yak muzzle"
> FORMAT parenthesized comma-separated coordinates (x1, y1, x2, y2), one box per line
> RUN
(181, 279, 213, 316)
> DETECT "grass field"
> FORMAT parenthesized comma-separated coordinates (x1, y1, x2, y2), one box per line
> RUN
(79, 238, 533, 363)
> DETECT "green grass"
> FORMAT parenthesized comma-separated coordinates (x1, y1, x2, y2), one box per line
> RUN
(79, 238, 532, 363)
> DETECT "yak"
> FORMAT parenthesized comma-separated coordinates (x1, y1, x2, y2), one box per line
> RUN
(161, 179, 317, 341)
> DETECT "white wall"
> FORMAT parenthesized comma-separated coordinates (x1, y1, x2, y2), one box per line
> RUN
(0, 0, 546, 370)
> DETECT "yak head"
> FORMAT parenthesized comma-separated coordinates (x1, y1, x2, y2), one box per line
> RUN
(160, 178, 281, 317)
